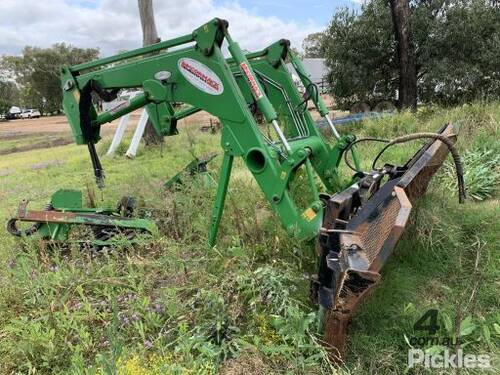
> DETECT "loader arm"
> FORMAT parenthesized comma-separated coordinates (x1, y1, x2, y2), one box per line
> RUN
(58, 18, 461, 361)
(61, 18, 350, 243)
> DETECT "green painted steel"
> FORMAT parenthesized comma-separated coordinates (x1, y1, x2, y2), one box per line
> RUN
(288, 50, 329, 117)
(54, 19, 458, 355)
(60, 18, 356, 244)
(288, 49, 361, 171)
(10, 190, 158, 245)
(164, 153, 217, 189)
(208, 153, 233, 247)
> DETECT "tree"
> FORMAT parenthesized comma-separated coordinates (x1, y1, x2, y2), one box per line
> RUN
(138, 0, 163, 146)
(389, 0, 417, 110)
(322, 0, 500, 109)
(414, 0, 500, 104)
(0, 80, 19, 114)
(323, 2, 396, 110)
(302, 32, 326, 58)
(2, 44, 99, 114)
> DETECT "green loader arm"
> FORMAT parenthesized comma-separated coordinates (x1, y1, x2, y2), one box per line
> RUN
(288, 49, 361, 169)
(60, 18, 351, 245)
(59, 18, 459, 360)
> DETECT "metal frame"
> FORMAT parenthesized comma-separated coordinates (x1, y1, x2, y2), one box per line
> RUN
(57, 18, 457, 359)
(60, 18, 354, 245)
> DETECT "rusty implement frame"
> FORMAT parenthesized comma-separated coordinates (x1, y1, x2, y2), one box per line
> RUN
(316, 124, 457, 360)
(7, 190, 158, 246)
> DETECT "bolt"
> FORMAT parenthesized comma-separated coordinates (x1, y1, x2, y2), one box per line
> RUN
(311, 201, 323, 212)
(347, 245, 360, 255)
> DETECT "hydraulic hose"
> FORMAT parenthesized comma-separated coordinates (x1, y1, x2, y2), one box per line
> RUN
(295, 71, 319, 113)
(343, 131, 466, 204)
(372, 132, 466, 203)
(343, 137, 390, 172)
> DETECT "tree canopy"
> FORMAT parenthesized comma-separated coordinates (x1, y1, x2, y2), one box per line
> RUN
(302, 32, 326, 58)
(321, 0, 500, 109)
(0, 81, 19, 115)
(1, 43, 99, 114)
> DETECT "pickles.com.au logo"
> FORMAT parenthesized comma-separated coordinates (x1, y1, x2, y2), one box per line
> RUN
(408, 348, 491, 369)
(406, 309, 492, 369)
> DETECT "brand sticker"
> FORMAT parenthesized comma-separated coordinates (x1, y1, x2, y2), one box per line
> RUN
(178, 58, 223, 95)
(240, 62, 263, 99)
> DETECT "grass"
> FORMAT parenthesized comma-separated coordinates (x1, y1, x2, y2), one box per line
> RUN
(0, 102, 499, 374)
(0, 131, 72, 156)
(441, 148, 500, 201)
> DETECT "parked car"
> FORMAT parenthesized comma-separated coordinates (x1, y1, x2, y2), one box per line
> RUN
(20, 109, 41, 119)
(6, 106, 21, 119)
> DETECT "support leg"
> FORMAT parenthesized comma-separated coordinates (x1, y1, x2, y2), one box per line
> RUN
(305, 158, 319, 200)
(126, 109, 149, 158)
(107, 113, 131, 156)
(208, 153, 233, 247)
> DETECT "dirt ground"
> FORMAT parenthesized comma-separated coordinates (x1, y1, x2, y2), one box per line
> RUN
(0, 110, 222, 136)
(0, 94, 334, 155)
(0, 112, 137, 137)
(0, 93, 334, 137)
(0, 110, 222, 155)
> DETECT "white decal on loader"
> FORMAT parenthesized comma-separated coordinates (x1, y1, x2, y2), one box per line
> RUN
(240, 62, 263, 99)
(178, 58, 224, 95)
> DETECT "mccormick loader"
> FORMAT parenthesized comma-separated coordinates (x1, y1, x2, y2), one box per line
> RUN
(24, 18, 465, 360)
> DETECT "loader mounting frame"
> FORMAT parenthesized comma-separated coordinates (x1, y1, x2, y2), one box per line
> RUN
(55, 18, 460, 361)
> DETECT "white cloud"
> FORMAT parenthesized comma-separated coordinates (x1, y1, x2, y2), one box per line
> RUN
(0, 0, 321, 56)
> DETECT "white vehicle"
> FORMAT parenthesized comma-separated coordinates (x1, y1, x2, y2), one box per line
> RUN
(6, 106, 21, 119)
(20, 109, 41, 119)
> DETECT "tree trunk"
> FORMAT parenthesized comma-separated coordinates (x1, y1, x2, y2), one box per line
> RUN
(138, 0, 163, 145)
(389, 0, 417, 111)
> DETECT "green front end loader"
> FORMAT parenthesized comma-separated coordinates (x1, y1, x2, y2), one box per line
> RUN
(57, 18, 464, 360)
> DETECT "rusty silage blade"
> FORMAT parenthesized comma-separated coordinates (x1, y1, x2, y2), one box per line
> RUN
(316, 124, 458, 361)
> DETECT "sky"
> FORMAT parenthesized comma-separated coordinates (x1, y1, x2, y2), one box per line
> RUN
(0, 0, 361, 57)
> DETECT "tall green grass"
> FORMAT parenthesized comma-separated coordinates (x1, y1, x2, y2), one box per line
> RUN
(0, 102, 498, 374)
